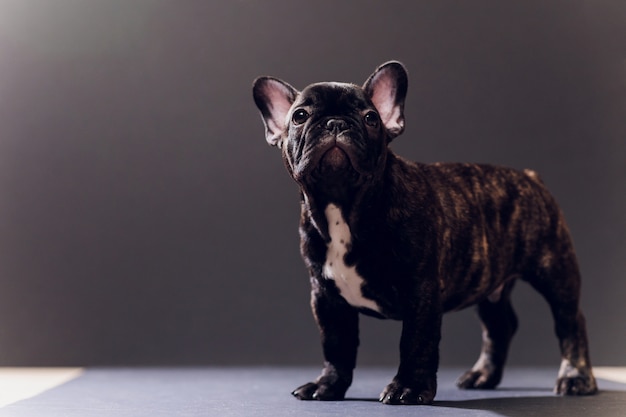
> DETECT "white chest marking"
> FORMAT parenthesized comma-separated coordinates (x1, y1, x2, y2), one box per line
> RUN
(322, 204, 380, 312)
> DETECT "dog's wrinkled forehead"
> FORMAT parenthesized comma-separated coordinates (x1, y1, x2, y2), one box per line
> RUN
(296, 82, 372, 114)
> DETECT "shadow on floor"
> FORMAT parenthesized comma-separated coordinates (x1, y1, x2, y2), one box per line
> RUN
(435, 390, 626, 417)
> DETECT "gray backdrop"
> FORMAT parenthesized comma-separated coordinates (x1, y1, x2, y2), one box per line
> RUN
(0, 0, 624, 368)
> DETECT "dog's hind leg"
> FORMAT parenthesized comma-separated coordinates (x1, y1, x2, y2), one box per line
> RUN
(457, 281, 518, 390)
(525, 250, 598, 395)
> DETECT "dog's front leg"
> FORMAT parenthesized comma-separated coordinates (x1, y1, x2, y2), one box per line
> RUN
(292, 286, 359, 401)
(380, 280, 442, 405)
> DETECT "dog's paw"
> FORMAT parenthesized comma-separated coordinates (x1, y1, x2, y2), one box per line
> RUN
(456, 368, 502, 390)
(292, 382, 347, 401)
(379, 379, 435, 405)
(555, 374, 598, 396)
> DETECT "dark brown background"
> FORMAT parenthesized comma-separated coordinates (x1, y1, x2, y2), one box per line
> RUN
(0, 0, 624, 367)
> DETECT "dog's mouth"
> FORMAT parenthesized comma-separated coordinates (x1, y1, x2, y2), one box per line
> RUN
(294, 131, 374, 185)
(308, 138, 363, 180)
(320, 145, 350, 170)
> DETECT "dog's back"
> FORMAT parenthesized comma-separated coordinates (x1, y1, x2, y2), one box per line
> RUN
(418, 161, 577, 310)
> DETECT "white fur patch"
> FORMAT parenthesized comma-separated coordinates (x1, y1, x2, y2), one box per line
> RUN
(322, 204, 380, 312)
(471, 351, 496, 374)
(559, 359, 581, 379)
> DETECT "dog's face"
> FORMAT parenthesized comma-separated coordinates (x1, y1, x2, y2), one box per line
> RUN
(253, 62, 408, 193)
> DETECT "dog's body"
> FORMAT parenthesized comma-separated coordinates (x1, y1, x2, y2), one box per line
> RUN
(253, 62, 597, 405)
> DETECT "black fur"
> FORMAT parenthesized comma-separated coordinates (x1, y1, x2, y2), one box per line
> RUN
(253, 61, 597, 405)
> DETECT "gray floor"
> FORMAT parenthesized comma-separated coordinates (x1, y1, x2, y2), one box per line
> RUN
(1, 367, 624, 417)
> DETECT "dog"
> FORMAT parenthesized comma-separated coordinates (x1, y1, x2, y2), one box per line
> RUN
(252, 61, 597, 405)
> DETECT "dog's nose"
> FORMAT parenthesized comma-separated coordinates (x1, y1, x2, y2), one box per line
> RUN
(326, 119, 348, 133)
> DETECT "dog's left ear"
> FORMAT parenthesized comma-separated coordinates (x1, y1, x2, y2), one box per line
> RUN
(253, 76, 299, 147)
(363, 61, 408, 140)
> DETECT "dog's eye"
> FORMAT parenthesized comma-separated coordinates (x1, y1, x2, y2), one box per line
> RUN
(364, 111, 379, 127)
(292, 109, 309, 125)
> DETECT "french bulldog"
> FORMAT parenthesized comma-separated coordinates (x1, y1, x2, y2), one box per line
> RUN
(252, 61, 597, 405)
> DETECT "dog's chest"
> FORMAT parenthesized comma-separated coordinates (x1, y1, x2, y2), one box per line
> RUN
(322, 204, 380, 312)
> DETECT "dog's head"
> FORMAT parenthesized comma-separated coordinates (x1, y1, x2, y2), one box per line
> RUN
(253, 62, 408, 193)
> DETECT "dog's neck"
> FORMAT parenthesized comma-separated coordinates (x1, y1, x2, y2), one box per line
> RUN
(299, 157, 392, 242)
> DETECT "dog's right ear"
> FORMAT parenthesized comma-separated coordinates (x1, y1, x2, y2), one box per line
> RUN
(253, 77, 299, 147)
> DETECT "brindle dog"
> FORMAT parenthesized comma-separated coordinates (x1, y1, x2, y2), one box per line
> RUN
(252, 61, 597, 405)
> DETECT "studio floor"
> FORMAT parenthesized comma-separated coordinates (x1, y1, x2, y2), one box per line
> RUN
(0, 367, 624, 417)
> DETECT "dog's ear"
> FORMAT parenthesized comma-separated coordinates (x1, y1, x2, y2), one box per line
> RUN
(253, 77, 299, 146)
(363, 61, 408, 140)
